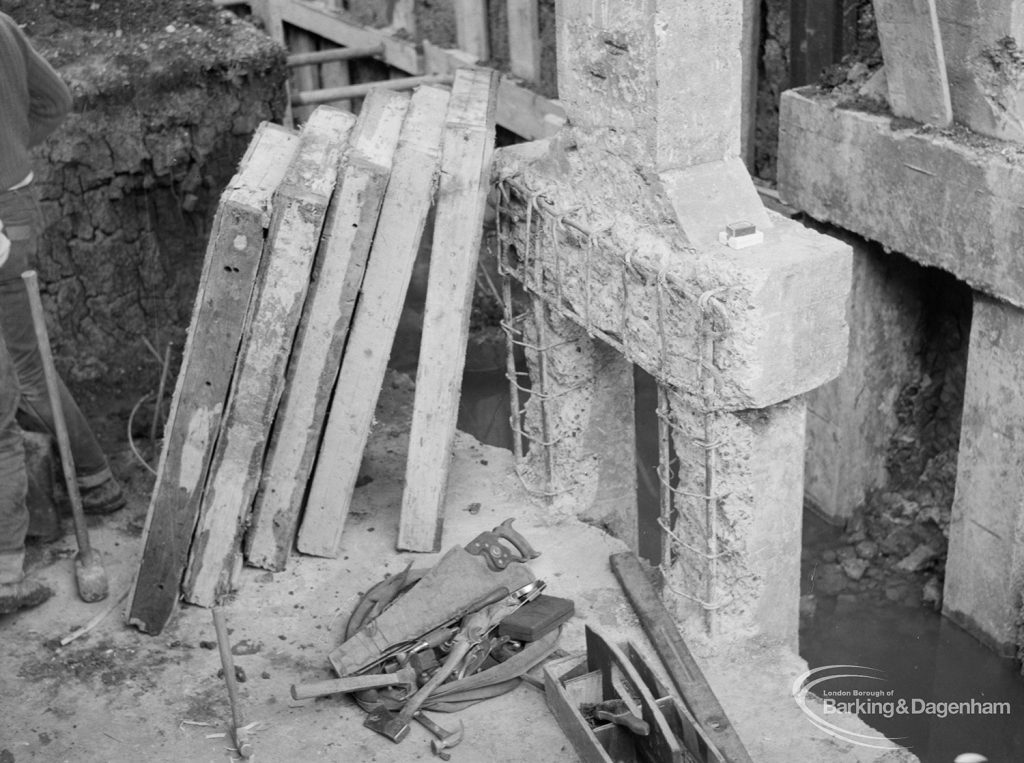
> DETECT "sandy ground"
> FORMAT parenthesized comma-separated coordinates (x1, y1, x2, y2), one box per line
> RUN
(0, 373, 915, 763)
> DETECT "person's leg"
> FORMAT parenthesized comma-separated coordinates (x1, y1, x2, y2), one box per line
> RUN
(0, 331, 52, 613)
(0, 187, 123, 512)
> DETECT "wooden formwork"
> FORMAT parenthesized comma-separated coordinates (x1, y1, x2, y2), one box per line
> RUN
(243, 0, 564, 140)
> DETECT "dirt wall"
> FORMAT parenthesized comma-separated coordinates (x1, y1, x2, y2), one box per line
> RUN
(2, 0, 287, 382)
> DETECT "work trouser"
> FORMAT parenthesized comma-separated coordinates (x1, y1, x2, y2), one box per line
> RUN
(0, 184, 112, 495)
(0, 330, 28, 582)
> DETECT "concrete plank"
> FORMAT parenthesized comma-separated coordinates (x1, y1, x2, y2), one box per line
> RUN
(779, 88, 1024, 308)
(183, 107, 355, 606)
(297, 85, 449, 559)
(126, 123, 299, 634)
(874, 0, 952, 126)
(245, 90, 409, 572)
(398, 69, 499, 552)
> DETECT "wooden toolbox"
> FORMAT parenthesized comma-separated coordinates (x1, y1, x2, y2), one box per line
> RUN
(544, 625, 723, 763)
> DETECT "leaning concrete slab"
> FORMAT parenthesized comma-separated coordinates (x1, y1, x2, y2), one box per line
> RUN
(944, 294, 1024, 658)
(934, 0, 1024, 141)
(779, 88, 1024, 309)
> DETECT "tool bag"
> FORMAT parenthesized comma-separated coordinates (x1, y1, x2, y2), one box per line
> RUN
(339, 519, 562, 713)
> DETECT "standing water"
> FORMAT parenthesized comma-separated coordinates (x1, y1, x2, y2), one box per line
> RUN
(800, 512, 1024, 761)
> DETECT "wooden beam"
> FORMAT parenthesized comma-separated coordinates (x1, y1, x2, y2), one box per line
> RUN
(275, 0, 423, 73)
(125, 123, 299, 634)
(507, 0, 540, 82)
(183, 107, 355, 606)
(286, 44, 384, 67)
(874, 0, 952, 126)
(287, 26, 320, 123)
(297, 85, 450, 558)
(398, 69, 499, 552)
(453, 0, 490, 62)
(610, 552, 753, 763)
(292, 73, 454, 107)
(244, 90, 409, 572)
(318, 39, 354, 112)
(269, 0, 564, 139)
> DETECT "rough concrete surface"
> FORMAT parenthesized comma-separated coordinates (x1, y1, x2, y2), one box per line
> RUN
(0, 372, 912, 762)
(779, 88, 1024, 309)
(804, 232, 926, 521)
(494, 137, 852, 412)
(944, 295, 1024, 657)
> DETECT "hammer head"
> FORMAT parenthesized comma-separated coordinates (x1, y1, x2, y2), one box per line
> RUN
(363, 706, 411, 743)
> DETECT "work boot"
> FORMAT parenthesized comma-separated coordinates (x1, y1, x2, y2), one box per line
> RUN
(79, 477, 126, 515)
(0, 577, 53, 614)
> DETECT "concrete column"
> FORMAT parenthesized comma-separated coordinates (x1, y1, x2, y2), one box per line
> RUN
(521, 298, 638, 551)
(944, 294, 1024, 657)
(664, 389, 806, 650)
(804, 235, 925, 521)
(556, 0, 742, 168)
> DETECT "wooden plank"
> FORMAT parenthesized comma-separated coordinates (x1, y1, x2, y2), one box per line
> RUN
(275, 0, 423, 73)
(740, 0, 760, 169)
(496, 75, 565, 139)
(244, 90, 409, 571)
(397, 69, 498, 552)
(272, 0, 563, 139)
(297, 85, 450, 558)
(609, 552, 754, 763)
(286, 44, 384, 67)
(507, 0, 540, 82)
(292, 74, 454, 107)
(453, 0, 490, 62)
(182, 107, 355, 606)
(384, 0, 416, 38)
(125, 123, 299, 634)
(287, 26, 320, 123)
(318, 42, 356, 112)
(874, 0, 952, 126)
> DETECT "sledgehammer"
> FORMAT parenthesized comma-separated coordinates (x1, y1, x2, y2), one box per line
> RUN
(22, 270, 108, 603)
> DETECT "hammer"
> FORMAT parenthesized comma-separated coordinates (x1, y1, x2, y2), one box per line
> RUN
(212, 606, 253, 758)
(416, 713, 464, 760)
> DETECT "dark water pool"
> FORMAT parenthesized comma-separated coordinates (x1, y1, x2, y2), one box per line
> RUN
(800, 584, 1024, 762)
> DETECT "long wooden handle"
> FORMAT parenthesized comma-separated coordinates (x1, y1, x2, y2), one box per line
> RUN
(21, 270, 91, 557)
(290, 668, 416, 700)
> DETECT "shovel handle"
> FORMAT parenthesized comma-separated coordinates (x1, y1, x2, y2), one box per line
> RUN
(22, 271, 92, 558)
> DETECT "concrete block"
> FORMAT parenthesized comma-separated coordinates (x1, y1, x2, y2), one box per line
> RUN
(935, 0, 1024, 141)
(663, 390, 806, 649)
(779, 88, 1024, 308)
(494, 140, 852, 411)
(944, 295, 1024, 657)
(555, 0, 742, 169)
(804, 235, 925, 520)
